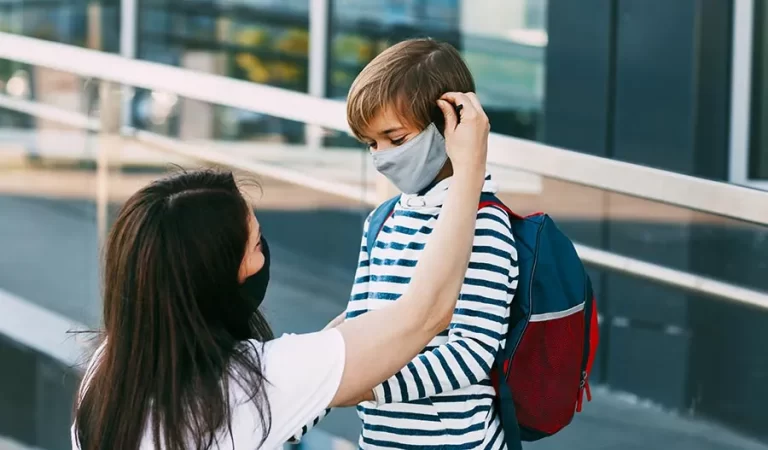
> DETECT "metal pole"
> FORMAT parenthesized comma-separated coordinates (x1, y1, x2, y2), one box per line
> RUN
(120, 0, 138, 127)
(306, 0, 330, 149)
(728, 0, 755, 185)
(96, 81, 121, 247)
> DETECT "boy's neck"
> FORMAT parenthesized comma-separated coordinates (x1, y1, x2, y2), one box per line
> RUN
(418, 159, 453, 195)
(416, 160, 454, 196)
(434, 160, 454, 184)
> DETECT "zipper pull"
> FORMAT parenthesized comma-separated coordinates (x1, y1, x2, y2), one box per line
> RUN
(576, 371, 588, 413)
(576, 388, 584, 412)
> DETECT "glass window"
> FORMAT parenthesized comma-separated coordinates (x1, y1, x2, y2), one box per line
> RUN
(0, 0, 119, 51)
(135, 0, 310, 141)
(137, 0, 309, 90)
(327, 0, 547, 141)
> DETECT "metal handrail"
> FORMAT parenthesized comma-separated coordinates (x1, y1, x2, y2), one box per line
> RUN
(0, 32, 767, 226)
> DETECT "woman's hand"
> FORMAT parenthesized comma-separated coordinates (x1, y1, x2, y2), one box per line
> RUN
(436, 92, 490, 177)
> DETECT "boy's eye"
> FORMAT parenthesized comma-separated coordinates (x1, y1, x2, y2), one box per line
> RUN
(391, 137, 406, 146)
(367, 141, 377, 150)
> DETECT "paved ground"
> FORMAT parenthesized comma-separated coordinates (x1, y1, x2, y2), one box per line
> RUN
(296, 387, 768, 450)
(1, 193, 767, 449)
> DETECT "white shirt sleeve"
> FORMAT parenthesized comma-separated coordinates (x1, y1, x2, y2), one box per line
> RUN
(230, 328, 346, 449)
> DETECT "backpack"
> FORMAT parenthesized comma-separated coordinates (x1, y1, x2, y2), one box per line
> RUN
(367, 193, 600, 450)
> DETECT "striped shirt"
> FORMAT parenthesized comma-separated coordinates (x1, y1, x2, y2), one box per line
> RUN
(344, 175, 518, 449)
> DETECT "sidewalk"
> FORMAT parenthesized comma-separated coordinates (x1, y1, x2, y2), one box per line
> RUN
(292, 387, 768, 450)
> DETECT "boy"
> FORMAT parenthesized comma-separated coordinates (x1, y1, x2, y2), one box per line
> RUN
(296, 38, 518, 449)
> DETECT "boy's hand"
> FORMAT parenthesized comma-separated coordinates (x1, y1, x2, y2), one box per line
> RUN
(436, 92, 490, 175)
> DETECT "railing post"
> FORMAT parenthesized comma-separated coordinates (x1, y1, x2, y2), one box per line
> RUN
(728, 0, 755, 185)
(86, 1, 102, 50)
(306, 0, 330, 150)
(120, 0, 138, 128)
(96, 81, 121, 247)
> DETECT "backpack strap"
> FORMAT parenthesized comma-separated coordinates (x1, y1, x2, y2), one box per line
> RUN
(366, 195, 400, 258)
(480, 192, 525, 450)
(478, 193, 525, 219)
(496, 359, 523, 450)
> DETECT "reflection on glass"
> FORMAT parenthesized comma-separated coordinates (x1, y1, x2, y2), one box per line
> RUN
(0, 59, 102, 123)
(131, 87, 311, 143)
(493, 171, 768, 291)
(328, 0, 547, 141)
(137, 0, 310, 88)
(136, 0, 311, 140)
(0, 0, 119, 51)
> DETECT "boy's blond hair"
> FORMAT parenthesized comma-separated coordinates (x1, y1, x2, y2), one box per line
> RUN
(347, 38, 475, 141)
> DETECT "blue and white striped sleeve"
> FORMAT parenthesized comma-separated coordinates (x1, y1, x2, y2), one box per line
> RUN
(286, 408, 330, 444)
(286, 215, 372, 443)
(372, 206, 518, 404)
(345, 213, 372, 320)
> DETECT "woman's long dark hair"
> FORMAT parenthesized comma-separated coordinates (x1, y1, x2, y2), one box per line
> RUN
(75, 169, 273, 450)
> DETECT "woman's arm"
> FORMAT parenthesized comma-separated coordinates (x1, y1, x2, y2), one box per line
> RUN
(369, 206, 517, 404)
(330, 92, 491, 407)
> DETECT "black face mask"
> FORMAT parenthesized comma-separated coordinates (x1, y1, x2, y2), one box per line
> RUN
(241, 236, 270, 309)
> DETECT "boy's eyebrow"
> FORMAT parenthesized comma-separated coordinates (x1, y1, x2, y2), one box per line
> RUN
(381, 126, 405, 135)
(360, 126, 406, 140)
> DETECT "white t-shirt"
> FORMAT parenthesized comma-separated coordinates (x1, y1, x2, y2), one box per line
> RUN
(71, 329, 346, 450)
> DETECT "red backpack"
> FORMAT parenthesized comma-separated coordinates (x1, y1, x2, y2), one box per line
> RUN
(481, 194, 599, 449)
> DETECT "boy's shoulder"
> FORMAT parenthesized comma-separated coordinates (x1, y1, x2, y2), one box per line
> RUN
(366, 194, 513, 225)
(477, 201, 512, 218)
(476, 204, 514, 235)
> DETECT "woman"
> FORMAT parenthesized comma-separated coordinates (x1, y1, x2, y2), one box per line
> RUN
(72, 92, 490, 450)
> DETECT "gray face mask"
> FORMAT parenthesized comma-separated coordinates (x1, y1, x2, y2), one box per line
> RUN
(370, 123, 448, 195)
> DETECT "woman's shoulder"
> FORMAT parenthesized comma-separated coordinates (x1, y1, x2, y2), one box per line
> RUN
(234, 328, 346, 396)
(231, 329, 346, 448)
(255, 328, 345, 367)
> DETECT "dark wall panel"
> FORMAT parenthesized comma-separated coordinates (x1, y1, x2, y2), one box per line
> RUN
(612, 0, 698, 172)
(693, 0, 733, 180)
(544, 0, 767, 440)
(0, 336, 37, 444)
(544, 0, 614, 157)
